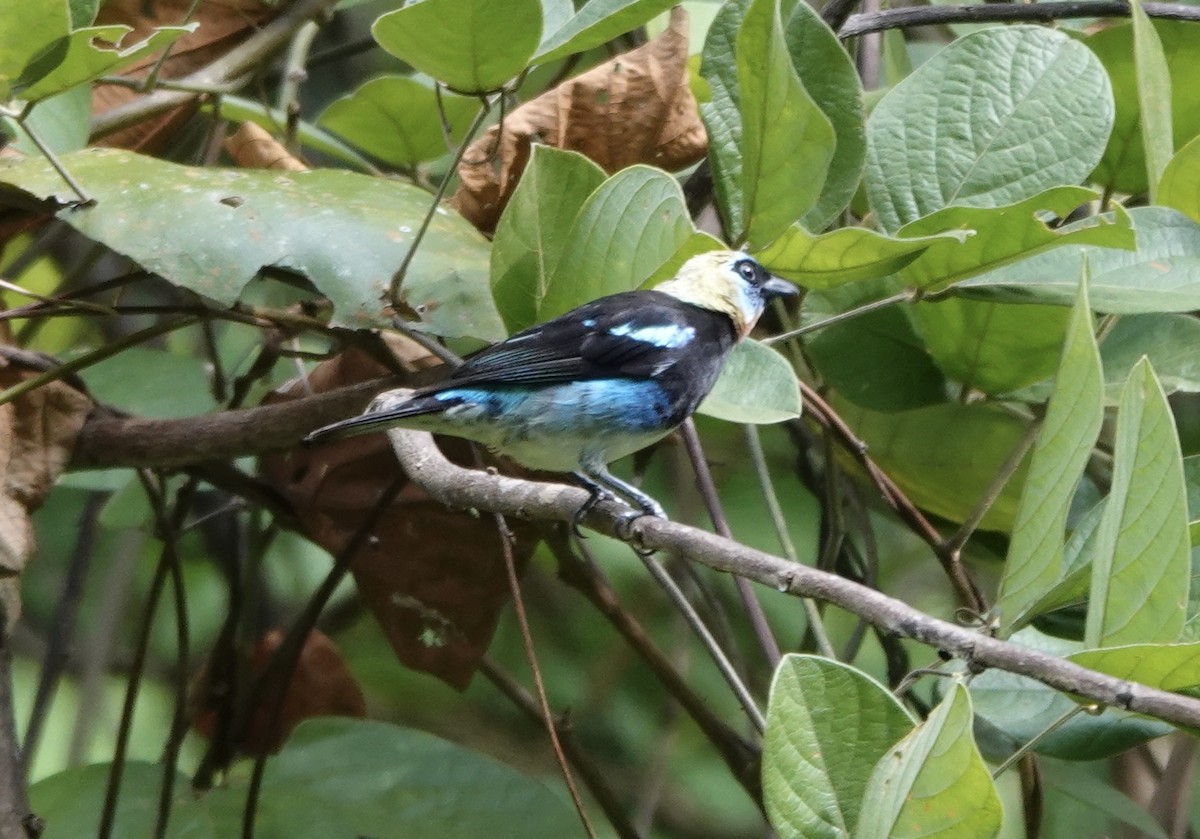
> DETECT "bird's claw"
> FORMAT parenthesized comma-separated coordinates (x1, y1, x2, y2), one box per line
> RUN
(572, 488, 615, 538)
(613, 508, 661, 555)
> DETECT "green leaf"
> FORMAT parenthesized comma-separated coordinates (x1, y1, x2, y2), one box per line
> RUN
(3, 86, 90, 155)
(30, 720, 579, 839)
(372, 0, 542, 94)
(1069, 643, 1200, 690)
(1185, 455, 1200, 544)
(699, 0, 746, 238)
(490, 146, 606, 333)
(1159, 133, 1200, 223)
(970, 628, 1172, 761)
(958, 207, 1200, 314)
(0, 0, 70, 102)
(1086, 358, 1191, 647)
(854, 682, 1001, 839)
(1043, 770, 1169, 839)
(318, 76, 481, 167)
(0, 149, 504, 340)
(698, 339, 801, 424)
(17, 23, 194, 104)
(79, 346, 217, 419)
(1088, 21, 1200, 196)
(762, 655, 913, 839)
(865, 26, 1113, 233)
(997, 281, 1103, 634)
(803, 304, 948, 412)
(537, 165, 695, 321)
(533, 0, 676, 63)
(737, 0, 834, 247)
(898, 187, 1135, 290)
(756, 223, 962, 288)
(910, 299, 1071, 395)
(782, 2, 864, 231)
(837, 399, 1030, 531)
(1101, 314, 1200, 398)
(1128, 0, 1174, 198)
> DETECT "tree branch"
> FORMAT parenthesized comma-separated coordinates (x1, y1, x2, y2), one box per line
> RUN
(386, 427, 1200, 731)
(839, 1, 1200, 38)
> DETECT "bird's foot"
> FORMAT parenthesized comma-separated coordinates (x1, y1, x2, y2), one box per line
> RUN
(572, 487, 615, 538)
(613, 505, 665, 555)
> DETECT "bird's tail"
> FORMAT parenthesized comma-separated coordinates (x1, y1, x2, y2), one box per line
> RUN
(303, 389, 447, 446)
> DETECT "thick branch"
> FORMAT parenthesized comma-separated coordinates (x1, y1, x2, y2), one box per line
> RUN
(839, 1, 1200, 37)
(69, 377, 390, 470)
(387, 427, 1200, 731)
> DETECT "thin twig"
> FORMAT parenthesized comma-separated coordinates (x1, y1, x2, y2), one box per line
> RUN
(679, 420, 781, 666)
(487, 513, 598, 839)
(387, 97, 493, 301)
(763, 291, 912, 345)
(943, 420, 1040, 556)
(6, 109, 91, 203)
(839, 0, 1200, 38)
(743, 424, 836, 659)
(240, 478, 405, 839)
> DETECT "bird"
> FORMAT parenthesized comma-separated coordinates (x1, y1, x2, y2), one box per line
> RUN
(304, 250, 798, 532)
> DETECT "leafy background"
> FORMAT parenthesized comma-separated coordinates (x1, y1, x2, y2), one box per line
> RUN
(3, 0, 1200, 837)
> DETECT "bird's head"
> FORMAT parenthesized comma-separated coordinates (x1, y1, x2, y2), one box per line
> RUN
(654, 251, 799, 338)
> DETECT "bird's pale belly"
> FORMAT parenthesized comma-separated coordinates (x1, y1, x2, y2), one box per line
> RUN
(415, 378, 680, 471)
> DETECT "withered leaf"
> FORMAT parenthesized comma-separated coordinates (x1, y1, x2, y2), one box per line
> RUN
(452, 6, 707, 231)
(224, 121, 308, 171)
(260, 338, 539, 689)
(0, 348, 93, 626)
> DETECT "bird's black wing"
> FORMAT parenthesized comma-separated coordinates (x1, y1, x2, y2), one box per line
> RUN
(422, 291, 733, 391)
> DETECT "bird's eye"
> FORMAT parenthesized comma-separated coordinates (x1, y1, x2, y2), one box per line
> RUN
(736, 260, 757, 283)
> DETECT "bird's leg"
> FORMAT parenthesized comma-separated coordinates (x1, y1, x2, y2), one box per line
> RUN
(570, 472, 615, 538)
(582, 464, 666, 549)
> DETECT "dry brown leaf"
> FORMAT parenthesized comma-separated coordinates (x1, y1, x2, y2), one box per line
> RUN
(451, 6, 707, 232)
(260, 338, 540, 689)
(190, 628, 367, 755)
(93, 0, 279, 151)
(0, 350, 93, 626)
(224, 122, 308, 171)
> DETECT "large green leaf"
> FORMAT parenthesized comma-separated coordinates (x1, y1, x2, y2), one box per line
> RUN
(997, 281, 1103, 634)
(970, 628, 1172, 762)
(897, 187, 1135, 290)
(910, 298, 1071, 395)
(317, 76, 481, 167)
(1088, 21, 1200, 196)
(782, 2, 864, 232)
(537, 165, 695, 321)
(737, 0, 834, 247)
(372, 0, 542, 94)
(0, 149, 504, 340)
(762, 655, 913, 839)
(837, 399, 1030, 531)
(30, 720, 578, 838)
(698, 339, 801, 424)
(854, 683, 1001, 839)
(1100, 313, 1200, 398)
(490, 146, 606, 333)
(699, 0, 747, 239)
(865, 26, 1113, 233)
(757, 223, 962, 288)
(1128, 0, 1174, 198)
(1086, 358, 1190, 647)
(0, 0, 69, 100)
(533, 0, 676, 63)
(958, 207, 1200, 314)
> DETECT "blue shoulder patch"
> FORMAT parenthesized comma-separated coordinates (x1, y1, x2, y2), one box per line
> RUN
(608, 322, 696, 348)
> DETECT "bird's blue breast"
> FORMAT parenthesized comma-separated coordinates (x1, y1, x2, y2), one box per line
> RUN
(424, 379, 678, 471)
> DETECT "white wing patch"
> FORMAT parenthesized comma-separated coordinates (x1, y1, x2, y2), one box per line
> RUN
(608, 322, 696, 348)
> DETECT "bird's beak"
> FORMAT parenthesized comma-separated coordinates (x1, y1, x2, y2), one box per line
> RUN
(762, 276, 799, 300)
